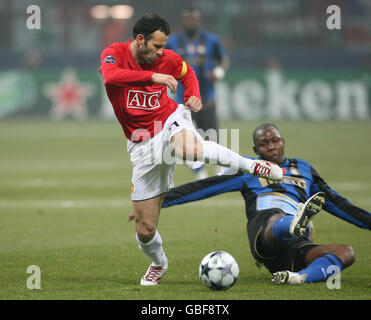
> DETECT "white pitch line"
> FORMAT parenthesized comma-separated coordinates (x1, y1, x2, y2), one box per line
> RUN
(0, 198, 369, 210)
(0, 179, 129, 188)
(0, 200, 131, 209)
(0, 199, 244, 209)
(0, 161, 129, 171)
(1, 179, 370, 191)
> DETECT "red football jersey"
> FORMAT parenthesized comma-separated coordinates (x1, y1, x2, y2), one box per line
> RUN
(100, 39, 200, 142)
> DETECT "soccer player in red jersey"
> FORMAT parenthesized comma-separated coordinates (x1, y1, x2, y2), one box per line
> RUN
(100, 14, 283, 285)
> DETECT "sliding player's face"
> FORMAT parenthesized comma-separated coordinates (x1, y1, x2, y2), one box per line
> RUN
(253, 127, 286, 164)
(138, 31, 168, 64)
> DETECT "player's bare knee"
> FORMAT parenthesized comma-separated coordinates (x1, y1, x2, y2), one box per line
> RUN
(308, 244, 356, 268)
(331, 244, 355, 268)
(340, 244, 355, 268)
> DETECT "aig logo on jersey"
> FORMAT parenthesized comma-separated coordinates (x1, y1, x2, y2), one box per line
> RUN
(127, 90, 161, 110)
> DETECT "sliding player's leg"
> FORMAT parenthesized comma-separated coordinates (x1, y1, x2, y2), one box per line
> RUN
(264, 192, 326, 246)
(272, 244, 355, 285)
(250, 208, 354, 285)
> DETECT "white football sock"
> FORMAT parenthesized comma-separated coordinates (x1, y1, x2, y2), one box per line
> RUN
(201, 140, 254, 174)
(136, 230, 168, 267)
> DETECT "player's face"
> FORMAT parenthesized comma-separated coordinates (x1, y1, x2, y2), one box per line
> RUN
(253, 128, 286, 164)
(182, 13, 201, 36)
(137, 31, 168, 64)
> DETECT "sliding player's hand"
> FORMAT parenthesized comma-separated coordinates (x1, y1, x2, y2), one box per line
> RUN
(151, 73, 178, 94)
(185, 96, 202, 112)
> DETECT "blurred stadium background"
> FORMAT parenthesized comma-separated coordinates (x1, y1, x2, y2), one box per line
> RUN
(0, 0, 370, 120)
(1, 0, 371, 300)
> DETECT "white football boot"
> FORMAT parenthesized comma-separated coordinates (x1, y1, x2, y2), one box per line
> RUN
(272, 271, 307, 285)
(247, 160, 283, 182)
(289, 192, 326, 238)
(140, 262, 168, 286)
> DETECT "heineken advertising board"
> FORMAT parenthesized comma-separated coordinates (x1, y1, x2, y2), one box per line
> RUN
(216, 69, 370, 121)
(0, 67, 369, 121)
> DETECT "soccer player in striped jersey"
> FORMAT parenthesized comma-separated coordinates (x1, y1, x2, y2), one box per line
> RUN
(160, 123, 371, 285)
(166, 8, 230, 179)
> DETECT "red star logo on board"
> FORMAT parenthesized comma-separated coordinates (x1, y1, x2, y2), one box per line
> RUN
(43, 68, 95, 119)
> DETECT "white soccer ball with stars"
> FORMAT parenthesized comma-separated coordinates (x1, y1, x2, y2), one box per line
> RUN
(199, 251, 239, 291)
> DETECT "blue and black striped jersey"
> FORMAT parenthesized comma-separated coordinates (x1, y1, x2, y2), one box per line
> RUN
(163, 157, 371, 230)
(166, 30, 227, 103)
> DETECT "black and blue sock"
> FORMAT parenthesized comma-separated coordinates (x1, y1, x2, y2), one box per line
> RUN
(298, 254, 343, 283)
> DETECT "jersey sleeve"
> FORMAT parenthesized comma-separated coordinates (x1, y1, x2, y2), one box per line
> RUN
(99, 47, 154, 87)
(310, 165, 371, 230)
(211, 34, 227, 61)
(163, 173, 246, 208)
(165, 50, 201, 102)
(178, 61, 201, 102)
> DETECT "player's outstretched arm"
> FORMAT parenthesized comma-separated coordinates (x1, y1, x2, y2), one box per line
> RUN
(310, 165, 371, 230)
(162, 173, 246, 208)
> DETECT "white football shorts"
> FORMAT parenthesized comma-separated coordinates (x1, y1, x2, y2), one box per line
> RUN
(127, 104, 203, 201)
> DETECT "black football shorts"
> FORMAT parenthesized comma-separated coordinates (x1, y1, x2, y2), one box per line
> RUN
(247, 208, 319, 274)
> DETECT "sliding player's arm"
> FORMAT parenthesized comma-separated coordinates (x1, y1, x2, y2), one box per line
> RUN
(163, 172, 246, 208)
(310, 165, 371, 230)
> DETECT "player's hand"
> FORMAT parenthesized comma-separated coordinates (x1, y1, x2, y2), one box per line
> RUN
(185, 96, 202, 112)
(151, 73, 178, 94)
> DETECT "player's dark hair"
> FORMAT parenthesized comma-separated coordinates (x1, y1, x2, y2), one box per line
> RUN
(253, 123, 280, 144)
(132, 14, 170, 42)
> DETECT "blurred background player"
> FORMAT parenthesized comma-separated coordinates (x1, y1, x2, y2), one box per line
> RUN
(166, 7, 230, 179)
(161, 123, 371, 285)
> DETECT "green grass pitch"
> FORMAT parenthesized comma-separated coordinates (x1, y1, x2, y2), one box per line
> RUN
(0, 119, 370, 300)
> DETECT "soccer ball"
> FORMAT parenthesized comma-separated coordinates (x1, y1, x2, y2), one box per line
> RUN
(199, 251, 239, 291)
